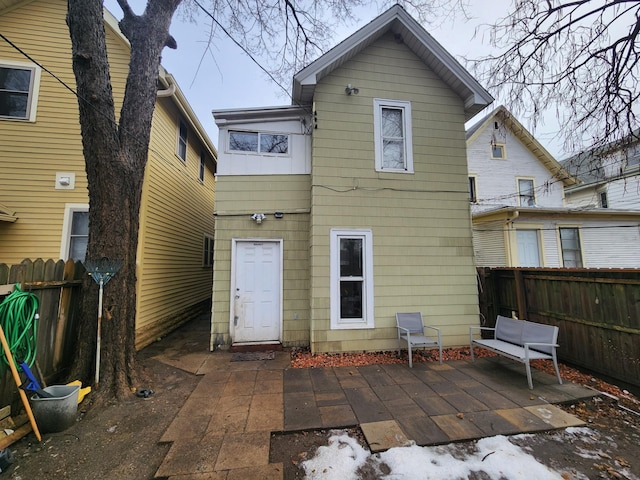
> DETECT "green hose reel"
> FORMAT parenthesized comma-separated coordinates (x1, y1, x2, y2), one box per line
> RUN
(0, 284, 39, 370)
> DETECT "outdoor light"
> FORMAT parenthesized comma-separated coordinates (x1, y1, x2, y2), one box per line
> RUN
(251, 213, 266, 224)
(345, 84, 359, 95)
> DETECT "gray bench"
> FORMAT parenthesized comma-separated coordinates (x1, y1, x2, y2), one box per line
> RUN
(469, 315, 562, 389)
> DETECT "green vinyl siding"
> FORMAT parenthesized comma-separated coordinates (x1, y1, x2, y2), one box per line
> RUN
(211, 174, 311, 348)
(309, 32, 478, 352)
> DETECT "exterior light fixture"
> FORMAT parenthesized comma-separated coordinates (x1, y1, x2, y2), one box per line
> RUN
(345, 84, 359, 95)
(251, 213, 266, 224)
(274, 212, 284, 219)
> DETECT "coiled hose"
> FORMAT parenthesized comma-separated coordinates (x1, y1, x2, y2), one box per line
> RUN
(0, 284, 39, 370)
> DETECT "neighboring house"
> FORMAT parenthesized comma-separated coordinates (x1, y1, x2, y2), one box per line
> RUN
(467, 106, 640, 268)
(0, 0, 217, 349)
(210, 5, 494, 352)
(561, 134, 640, 211)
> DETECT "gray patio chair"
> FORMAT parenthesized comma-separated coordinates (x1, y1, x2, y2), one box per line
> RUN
(396, 312, 442, 367)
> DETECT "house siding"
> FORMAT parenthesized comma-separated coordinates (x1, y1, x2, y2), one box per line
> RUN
(468, 119, 565, 214)
(0, 0, 216, 349)
(211, 175, 311, 348)
(0, 0, 85, 262)
(309, 33, 479, 351)
(135, 96, 216, 349)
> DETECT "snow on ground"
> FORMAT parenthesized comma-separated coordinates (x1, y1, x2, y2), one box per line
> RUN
(301, 430, 573, 480)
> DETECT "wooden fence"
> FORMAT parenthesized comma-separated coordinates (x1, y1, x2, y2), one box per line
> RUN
(477, 267, 640, 388)
(0, 259, 85, 408)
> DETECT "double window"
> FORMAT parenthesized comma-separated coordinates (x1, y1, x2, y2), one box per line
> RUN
(330, 229, 374, 329)
(374, 99, 413, 173)
(559, 227, 583, 268)
(517, 178, 536, 206)
(229, 131, 289, 154)
(0, 62, 41, 121)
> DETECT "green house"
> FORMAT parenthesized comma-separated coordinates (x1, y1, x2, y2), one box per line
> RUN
(211, 5, 493, 353)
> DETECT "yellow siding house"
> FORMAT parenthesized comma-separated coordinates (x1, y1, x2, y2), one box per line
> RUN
(211, 5, 492, 352)
(0, 0, 217, 349)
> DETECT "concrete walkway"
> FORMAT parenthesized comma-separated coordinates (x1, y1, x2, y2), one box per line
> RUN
(148, 317, 595, 479)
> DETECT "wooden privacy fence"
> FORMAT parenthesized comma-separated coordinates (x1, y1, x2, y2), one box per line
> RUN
(0, 259, 85, 407)
(478, 267, 640, 388)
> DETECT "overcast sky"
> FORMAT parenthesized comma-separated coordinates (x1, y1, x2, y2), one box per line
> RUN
(103, 0, 566, 158)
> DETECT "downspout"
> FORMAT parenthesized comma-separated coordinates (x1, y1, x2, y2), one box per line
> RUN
(156, 82, 176, 98)
(504, 210, 519, 267)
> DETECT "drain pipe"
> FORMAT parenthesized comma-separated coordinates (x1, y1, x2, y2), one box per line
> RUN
(504, 210, 519, 266)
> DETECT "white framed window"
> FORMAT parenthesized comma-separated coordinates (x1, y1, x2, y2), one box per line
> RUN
(491, 143, 506, 160)
(559, 227, 583, 268)
(60, 204, 89, 261)
(199, 151, 206, 182)
(598, 190, 608, 208)
(517, 178, 536, 206)
(373, 99, 413, 173)
(469, 175, 477, 203)
(330, 229, 374, 329)
(177, 120, 187, 161)
(0, 60, 41, 121)
(203, 235, 214, 267)
(228, 131, 289, 154)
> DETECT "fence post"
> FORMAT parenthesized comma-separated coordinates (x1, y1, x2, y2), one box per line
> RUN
(514, 269, 528, 320)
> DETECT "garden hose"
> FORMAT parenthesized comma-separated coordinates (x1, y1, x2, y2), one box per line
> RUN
(0, 284, 39, 370)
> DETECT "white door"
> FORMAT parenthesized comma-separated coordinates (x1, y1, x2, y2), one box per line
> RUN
(232, 240, 281, 343)
(516, 230, 541, 267)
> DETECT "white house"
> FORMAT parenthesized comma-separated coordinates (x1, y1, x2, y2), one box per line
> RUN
(467, 106, 640, 268)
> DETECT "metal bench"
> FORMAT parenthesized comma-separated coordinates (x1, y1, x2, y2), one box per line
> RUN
(469, 315, 562, 389)
(396, 312, 442, 368)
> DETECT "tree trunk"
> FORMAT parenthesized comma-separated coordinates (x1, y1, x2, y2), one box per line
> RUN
(66, 0, 181, 400)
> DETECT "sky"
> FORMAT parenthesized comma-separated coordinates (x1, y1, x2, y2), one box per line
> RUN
(103, 0, 566, 158)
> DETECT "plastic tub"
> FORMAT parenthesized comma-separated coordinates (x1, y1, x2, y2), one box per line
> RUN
(30, 385, 79, 433)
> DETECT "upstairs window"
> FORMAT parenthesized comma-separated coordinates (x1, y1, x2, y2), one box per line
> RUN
(0, 62, 41, 121)
(469, 176, 477, 203)
(229, 131, 288, 154)
(374, 99, 413, 173)
(203, 235, 214, 267)
(199, 151, 206, 182)
(518, 178, 536, 206)
(559, 227, 583, 268)
(491, 143, 506, 159)
(177, 120, 188, 161)
(598, 190, 608, 208)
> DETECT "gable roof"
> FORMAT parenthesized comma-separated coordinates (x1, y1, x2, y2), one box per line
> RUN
(292, 4, 493, 120)
(466, 105, 578, 186)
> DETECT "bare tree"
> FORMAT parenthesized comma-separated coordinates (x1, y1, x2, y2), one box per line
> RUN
(472, 0, 640, 162)
(66, 0, 465, 402)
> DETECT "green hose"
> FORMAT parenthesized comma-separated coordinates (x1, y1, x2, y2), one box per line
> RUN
(0, 284, 39, 370)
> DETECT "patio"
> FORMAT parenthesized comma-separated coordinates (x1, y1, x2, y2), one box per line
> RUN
(148, 315, 595, 478)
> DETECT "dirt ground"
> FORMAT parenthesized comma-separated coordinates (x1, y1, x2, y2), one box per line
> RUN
(3, 348, 640, 480)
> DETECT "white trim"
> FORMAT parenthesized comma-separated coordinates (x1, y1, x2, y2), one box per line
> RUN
(0, 59, 42, 122)
(373, 99, 413, 173)
(516, 177, 536, 207)
(330, 229, 374, 330)
(176, 119, 187, 162)
(557, 225, 585, 268)
(60, 203, 89, 260)
(229, 238, 283, 343)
